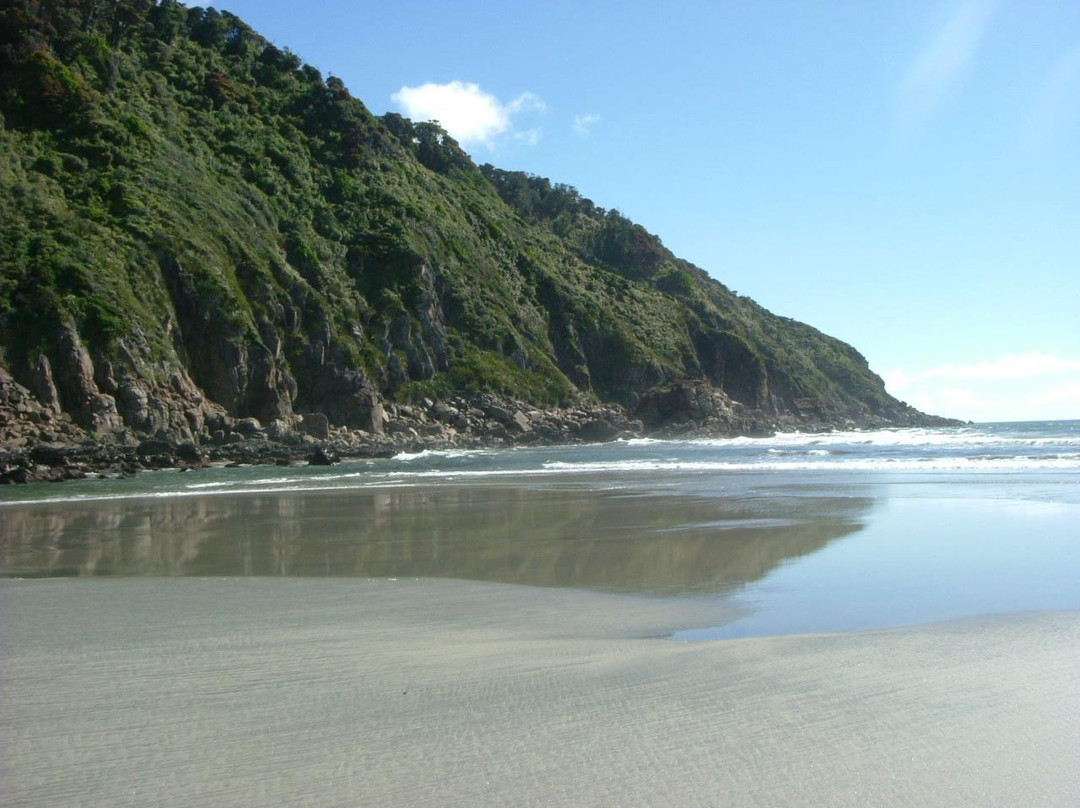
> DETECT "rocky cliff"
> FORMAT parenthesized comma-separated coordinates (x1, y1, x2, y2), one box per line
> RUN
(0, 1, 955, 479)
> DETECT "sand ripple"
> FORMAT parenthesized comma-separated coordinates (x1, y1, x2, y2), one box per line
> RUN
(2, 578, 1078, 807)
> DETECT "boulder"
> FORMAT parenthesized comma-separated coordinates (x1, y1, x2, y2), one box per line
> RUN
(429, 402, 458, 422)
(265, 417, 298, 443)
(175, 442, 202, 463)
(510, 410, 531, 433)
(29, 443, 70, 467)
(137, 439, 174, 457)
(576, 419, 621, 443)
(308, 446, 339, 466)
(485, 404, 515, 424)
(234, 417, 264, 437)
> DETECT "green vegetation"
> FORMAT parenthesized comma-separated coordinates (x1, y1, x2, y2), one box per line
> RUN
(0, 0, 911, 431)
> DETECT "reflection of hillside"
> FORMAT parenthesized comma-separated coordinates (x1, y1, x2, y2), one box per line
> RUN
(0, 487, 870, 595)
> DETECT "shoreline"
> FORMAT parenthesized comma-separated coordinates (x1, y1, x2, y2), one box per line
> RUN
(0, 389, 962, 486)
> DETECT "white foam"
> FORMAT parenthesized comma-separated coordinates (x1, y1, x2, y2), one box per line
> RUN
(684, 427, 1080, 451)
(541, 456, 1080, 474)
(391, 448, 488, 461)
(184, 476, 302, 489)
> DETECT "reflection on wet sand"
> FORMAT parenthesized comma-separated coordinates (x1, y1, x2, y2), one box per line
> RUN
(0, 486, 870, 595)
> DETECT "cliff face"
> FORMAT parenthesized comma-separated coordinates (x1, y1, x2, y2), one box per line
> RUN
(0, 1, 948, 455)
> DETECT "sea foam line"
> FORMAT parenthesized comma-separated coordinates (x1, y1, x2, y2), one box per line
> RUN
(681, 429, 1080, 449)
(540, 457, 1080, 473)
(3, 453, 1078, 508)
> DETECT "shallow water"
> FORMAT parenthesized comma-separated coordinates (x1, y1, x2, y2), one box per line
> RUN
(2, 421, 1078, 635)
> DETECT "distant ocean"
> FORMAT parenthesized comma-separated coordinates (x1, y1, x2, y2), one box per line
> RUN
(2, 420, 1078, 505)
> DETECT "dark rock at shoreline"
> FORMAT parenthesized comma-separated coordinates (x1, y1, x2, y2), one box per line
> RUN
(576, 419, 621, 443)
(176, 442, 203, 463)
(136, 439, 174, 458)
(308, 447, 339, 466)
(0, 384, 963, 486)
(29, 443, 71, 467)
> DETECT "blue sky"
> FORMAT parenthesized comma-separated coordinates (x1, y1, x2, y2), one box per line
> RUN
(218, 0, 1079, 422)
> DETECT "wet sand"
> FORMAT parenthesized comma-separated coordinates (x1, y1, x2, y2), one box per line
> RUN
(3, 576, 1078, 807)
(0, 485, 867, 593)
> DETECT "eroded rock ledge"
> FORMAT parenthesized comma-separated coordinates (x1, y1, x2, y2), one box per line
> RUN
(0, 369, 959, 486)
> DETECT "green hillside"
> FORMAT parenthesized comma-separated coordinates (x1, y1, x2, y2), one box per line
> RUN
(0, 0, 945, 453)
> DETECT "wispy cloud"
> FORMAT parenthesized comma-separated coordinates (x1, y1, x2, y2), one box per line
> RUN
(572, 113, 601, 137)
(391, 81, 545, 149)
(512, 128, 543, 147)
(885, 350, 1080, 421)
(1024, 43, 1080, 148)
(508, 92, 547, 116)
(887, 351, 1080, 387)
(895, 0, 1001, 140)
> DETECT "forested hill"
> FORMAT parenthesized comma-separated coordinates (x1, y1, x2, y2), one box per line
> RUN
(0, 1, 951, 459)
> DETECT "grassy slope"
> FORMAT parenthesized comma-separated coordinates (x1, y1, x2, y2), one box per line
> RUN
(0, 1, 918, 433)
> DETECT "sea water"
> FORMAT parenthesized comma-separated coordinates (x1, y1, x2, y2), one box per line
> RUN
(1, 420, 1077, 636)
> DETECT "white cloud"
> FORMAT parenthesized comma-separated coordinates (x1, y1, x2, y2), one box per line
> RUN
(1025, 380, 1080, 408)
(884, 350, 1080, 422)
(895, 0, 1001, 139)
(390, 81, 544, 150)
(573, 113, 601, 137)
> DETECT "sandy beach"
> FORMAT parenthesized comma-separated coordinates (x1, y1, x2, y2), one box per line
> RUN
(3, 576, 1078, 807)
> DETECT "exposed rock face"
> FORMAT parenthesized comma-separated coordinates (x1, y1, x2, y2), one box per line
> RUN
(29, 355, 61, 413)
(54, 324, 124, 434)
(0, 365, 88, 452)
(634, 380, 759, 435)
(691, 330, 768, 408)
(157, 254, 297, 425)
(300, 365, 384, 434)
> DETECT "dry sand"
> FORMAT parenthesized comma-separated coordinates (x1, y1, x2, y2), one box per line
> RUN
(2, 577, 1078, 807)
